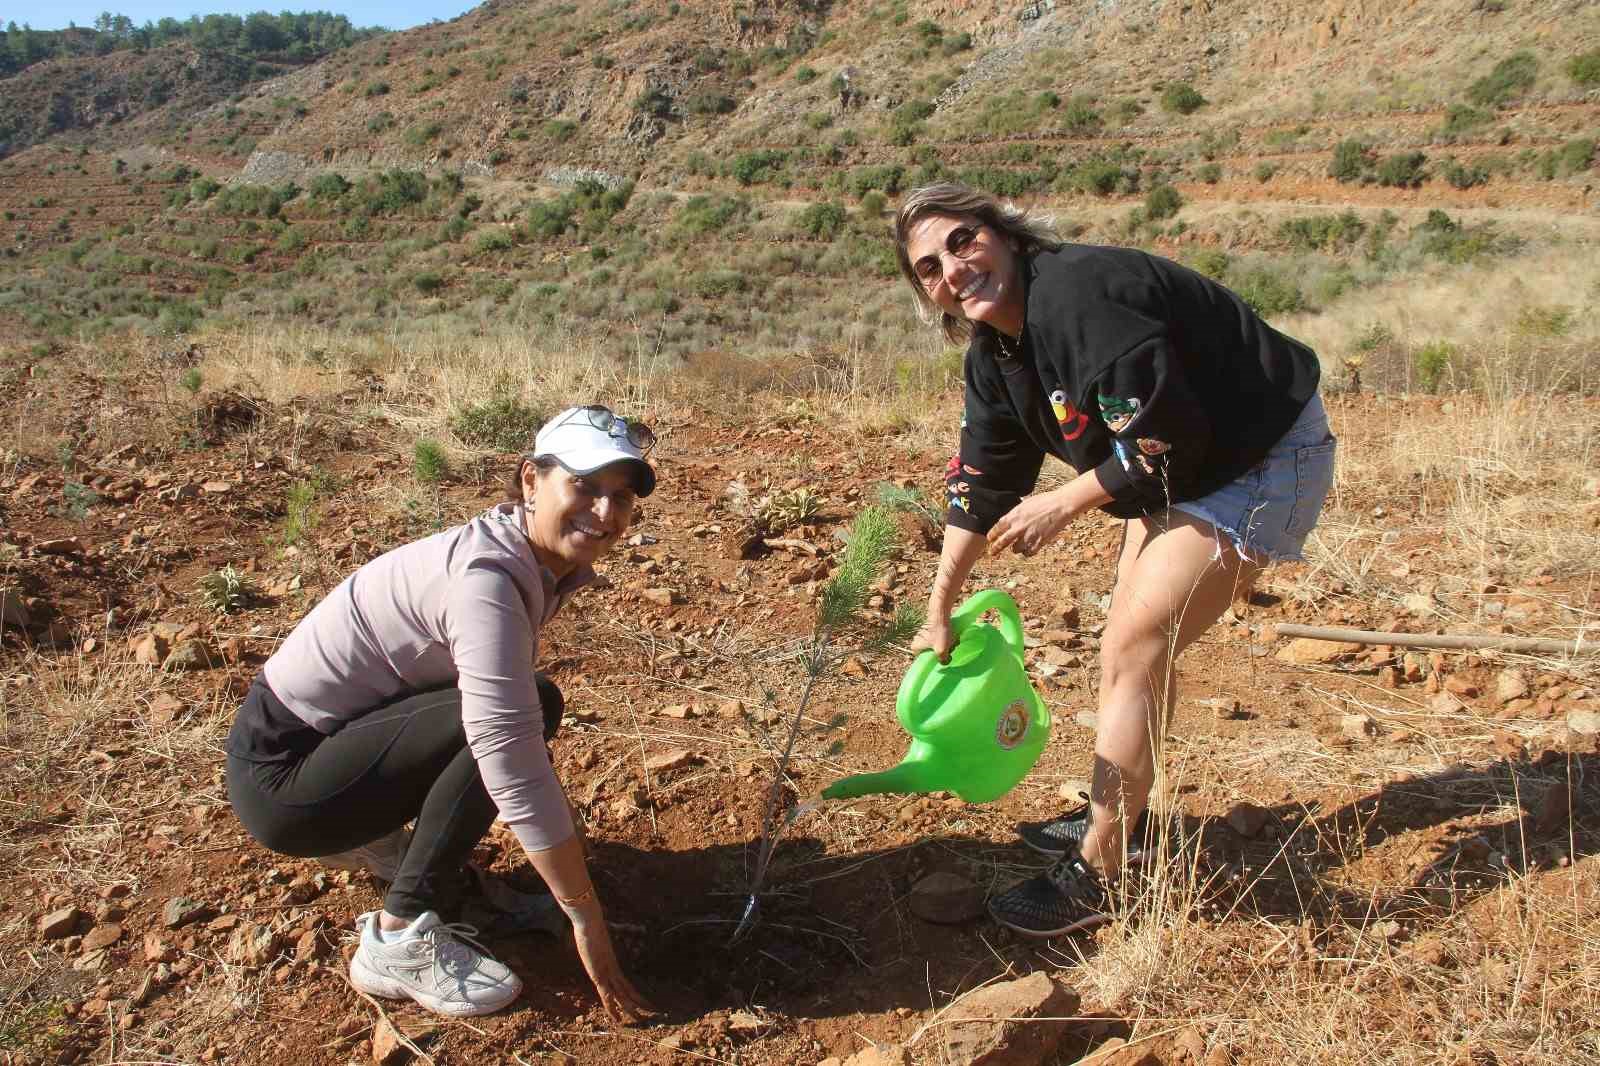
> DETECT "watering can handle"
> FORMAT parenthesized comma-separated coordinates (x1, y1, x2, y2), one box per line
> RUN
(895, 589, 1024, 724)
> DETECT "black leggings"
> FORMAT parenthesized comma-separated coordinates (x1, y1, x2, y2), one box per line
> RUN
(226, 676, 562, 920)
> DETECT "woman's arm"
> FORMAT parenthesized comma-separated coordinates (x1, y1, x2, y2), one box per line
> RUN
(911, 524, 989, 659)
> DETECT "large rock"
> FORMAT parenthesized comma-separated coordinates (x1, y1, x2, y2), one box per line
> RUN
(909, 872, 985, 924)
(38, 906, 84, 940)
(1494, 669, 1530, 705)
(842, 1045, 910, 1066)
(942, 971, 1078, 1066)
(1276, 639, 1361, 665)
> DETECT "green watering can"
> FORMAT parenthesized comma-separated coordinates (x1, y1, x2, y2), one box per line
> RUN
(822, 589, 1050, 804)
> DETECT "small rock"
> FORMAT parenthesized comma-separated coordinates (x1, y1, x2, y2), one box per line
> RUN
(131, 632, 169, 666)
(1401, 593, 1435, 618)
(1494, 669, 1530, 705)
(38, 906, 85, 940)
(1056, 779, 1092, 803)
(1401, 653, 1427, 682)
(162, 897, 213, 929)
(941, 972, 1078, 1066)
(201, 481, 232, 494)
(659, 704, 696, 719)
(1073, 710, 1099, 730)
(1444, 676, 1480, 698)
(908, 872, 985, 924)
(840, 656, 867, 678)
(842, 1046, 910, 1066)
(0, 586, 30, 629)
(645, 749, 699, 774)
(1535, 781, 1573, 834)
(79, 924, 123, 953)
(641, 587, 679, 607)
(163, 638, 218, 671)
(1491, 729, 1526, 761)
(35, 537, 86, 556)
(1276, 638, 1362, 665)
(1566, 708, 1600, 736)
(371, 1018, 407, 1064)
(1341, 714, 1377, 741)
(727, 1010, 763, 1034)
(1226, 802, 1270, 838)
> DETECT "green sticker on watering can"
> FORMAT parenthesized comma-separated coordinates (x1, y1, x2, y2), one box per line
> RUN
(821, 589, 1050, 804)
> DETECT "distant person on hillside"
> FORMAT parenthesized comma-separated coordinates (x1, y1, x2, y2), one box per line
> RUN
(225, 405, 658, 1021)
(892, 182, 1334, 938)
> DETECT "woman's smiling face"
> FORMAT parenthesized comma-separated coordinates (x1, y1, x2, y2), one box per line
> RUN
(903, 213, 1026, 336)
(521, 462, 636, 575)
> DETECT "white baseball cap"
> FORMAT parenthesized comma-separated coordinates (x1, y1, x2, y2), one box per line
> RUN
(531, 405, 657, 497)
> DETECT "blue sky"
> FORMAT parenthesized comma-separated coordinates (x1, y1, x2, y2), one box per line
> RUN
(7, 0, 480, 32)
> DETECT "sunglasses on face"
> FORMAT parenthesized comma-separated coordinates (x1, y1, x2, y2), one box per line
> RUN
(911, 224, 981, 288)
(555, 404, 657, 454)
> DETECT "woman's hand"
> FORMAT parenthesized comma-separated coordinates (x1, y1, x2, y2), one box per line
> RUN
(987, 488, 1079, 557)
(909, 613, 956, 662)
(568, 902, 656, 1023)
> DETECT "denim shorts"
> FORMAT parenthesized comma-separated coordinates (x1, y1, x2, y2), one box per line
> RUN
(1170, 394, 1336, 563)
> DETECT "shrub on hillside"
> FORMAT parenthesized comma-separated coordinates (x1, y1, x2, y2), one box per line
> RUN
(796, 201, 847, 239)
(189, 176, 221, 201)
(1375, 152, 1428, 188)
(524, 198, 575, 238)
(1278, 211, 1366, 252)
(449, 395, 545, 451)
(308, 173, 350, 202)
(1186, 248, 1229, 279)
(1467, 51, 1537, 106)
(1413, 340, 1458, 392)
(1144, 184, 1182, 220)
(1568, 49, 1600, 87)
(1231, 268, 1304, 317)
(847, 165, 905, 199)
(413, 271, 444, 294)
(1329, 139, 1372, 183)
(1441, 158, 1489, 188)
(673, 194, 751, 236)
(1160, 83, 1205, 115)
(1435, 104, 1493, 140)
(730, 150, 789, 186)
(1254, 162, 1278, 183)
(544, 119, 578, 141)
(1196, 163, 1222, 184)
(686, 91, 736, 115)
(475, 229, 514, 254)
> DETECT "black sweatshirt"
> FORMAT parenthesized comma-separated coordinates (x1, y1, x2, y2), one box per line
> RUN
(945, 244, 1322, 532)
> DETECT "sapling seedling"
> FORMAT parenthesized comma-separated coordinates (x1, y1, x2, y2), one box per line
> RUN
(732, 504, 923, 942)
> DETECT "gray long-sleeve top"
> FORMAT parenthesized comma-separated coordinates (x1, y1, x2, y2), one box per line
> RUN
(262, 502, 591, 853)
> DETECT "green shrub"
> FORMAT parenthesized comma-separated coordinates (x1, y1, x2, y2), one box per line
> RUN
(1436, 104, 1493, 140)
(365, 81, 390, 97)
(367, 111, 395, 133)
(1231, 268, 1305, 317)
(1513, 304, 1575, 338)
(475, 228, 515, 253)
(413, 439, 448, 483)
(197, 564, 255, 614)
(1375, 152, 1428, 188)
(1467, 51, 1537, 106)
(179, 368, 204, 394)
(189, 176, 221, 201)
(275, 225, 308, 253)
(795, 65, 818, 84)
(282, 479, 320, 546)
(1568, 50, 1600, 87)
(413, 271, 444, 294)
(1253, 162, 1278, 183)
(1329, 139, 1371, 183)
(686, 91, 736, 115)
(730, 149, 789, 185)
(403, 121, 443, 147)
(1196, 163, 1222, 184)
(1144, 184, 1183, 220)
(1413, 340, 1457, 391)
(847, 164, 905, 199)
(450, 395, 545, 451)
(1160, 83, 1205, 115)
(1278, 211, 1366, 252)
(860, 190, 887, 216)
(796, 200, 847, 239)
(544, 119, 578, 141)
(673, 194, 750, 236)
(1441, 158, 1489, 188)
(1060, 95, 1102, 133)
(308, 172, 350, 202)
(1109, 98, 1144, 123)
(1187, 248, 1230, 279)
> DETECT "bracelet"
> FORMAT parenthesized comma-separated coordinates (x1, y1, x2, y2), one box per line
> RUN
(557, 886, 596, 909)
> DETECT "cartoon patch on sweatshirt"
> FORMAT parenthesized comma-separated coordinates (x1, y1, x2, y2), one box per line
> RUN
(1098, 394, 1141, 434)
(1049, 389, 1090, 441)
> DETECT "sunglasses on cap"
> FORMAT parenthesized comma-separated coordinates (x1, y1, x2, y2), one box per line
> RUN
(911, 224, 981, 289)
(546, 404, 657, 455)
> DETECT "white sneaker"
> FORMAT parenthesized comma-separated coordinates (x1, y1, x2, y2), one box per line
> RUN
(348, 911, 522, 1017)
(318, 826, 412, 882)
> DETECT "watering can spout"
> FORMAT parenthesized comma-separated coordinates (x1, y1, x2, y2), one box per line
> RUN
(821, 759, 936, 800)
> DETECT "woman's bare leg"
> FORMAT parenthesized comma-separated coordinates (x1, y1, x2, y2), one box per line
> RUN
(1079, 511, 1262, 877)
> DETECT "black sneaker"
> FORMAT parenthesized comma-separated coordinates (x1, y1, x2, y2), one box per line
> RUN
(1017, 801, 1152, 862)
(987, 854, 1112, 938)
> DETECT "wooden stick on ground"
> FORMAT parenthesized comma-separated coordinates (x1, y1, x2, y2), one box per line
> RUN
(1273, 623, 1595, 656)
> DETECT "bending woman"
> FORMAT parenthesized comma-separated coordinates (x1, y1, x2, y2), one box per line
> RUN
(894, 183, 1335, 937)
(226, 405, 658, 1019)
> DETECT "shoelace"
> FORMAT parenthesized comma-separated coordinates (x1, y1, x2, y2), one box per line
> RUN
(423, 921, 494, 978)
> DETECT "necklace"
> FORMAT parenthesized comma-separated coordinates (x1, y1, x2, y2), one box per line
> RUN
(994, 331, 1022, 361)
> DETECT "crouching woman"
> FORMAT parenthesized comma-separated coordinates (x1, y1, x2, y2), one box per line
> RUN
(224, 405, 658, 1020)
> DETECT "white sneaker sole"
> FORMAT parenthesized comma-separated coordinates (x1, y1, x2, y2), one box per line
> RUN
(349, 952, 522, 1017)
